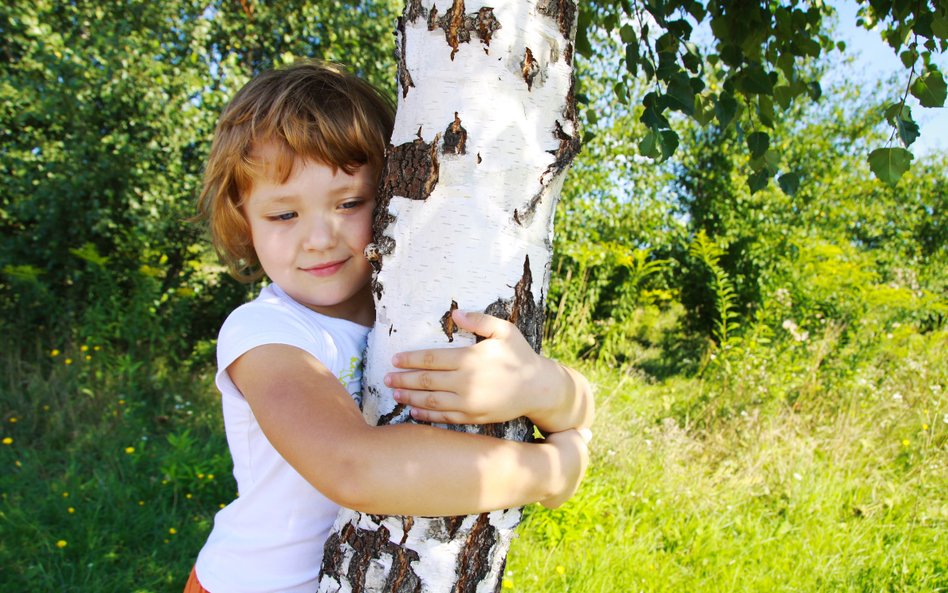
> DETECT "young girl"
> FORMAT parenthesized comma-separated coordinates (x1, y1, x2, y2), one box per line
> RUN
(186, 60, 593, 593)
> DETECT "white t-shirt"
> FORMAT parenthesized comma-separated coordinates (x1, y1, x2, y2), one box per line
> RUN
(195, 283, 369, 593)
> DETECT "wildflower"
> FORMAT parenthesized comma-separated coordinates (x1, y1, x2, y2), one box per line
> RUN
(2, 437, 11, 445)
(8, 417, 17, 423)
(186, 493, 193, 499)
(556, 566, 566, 575)
(139, 500, 145, 506)
(207, 474, 215, 480)
(197, 473, 205, 479)
(94, 345, 101, 351)
(922, 424, 929, 431)
(15, 460, 21, 467)
(219, 503, 226, 509)
(118, 400, 125, 406)
(43, 405, 49, 411)
(51, 349, 60, 357)
(64, 358, 73, 365)
(56, 540, 67, 548)
(80, 345, 89, 352)
(85, 355, 91, 362)
(902, 439, 910, 447)
(169, 527, 177, 535)
(68, 507, 75, 514)
(125, 447, 135, 454)
(892, 393, 903, 402)
(62, 492, 69, 498)
(502, 579, 514, 589)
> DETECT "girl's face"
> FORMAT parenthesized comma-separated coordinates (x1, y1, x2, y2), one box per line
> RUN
(243, 142, 376, 326)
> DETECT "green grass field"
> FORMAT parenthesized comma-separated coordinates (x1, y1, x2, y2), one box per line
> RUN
(2, 325, 945, 592)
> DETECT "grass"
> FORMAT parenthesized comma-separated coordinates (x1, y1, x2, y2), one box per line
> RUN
(508, 328, 947, 592)
(1, 326, 945, 592)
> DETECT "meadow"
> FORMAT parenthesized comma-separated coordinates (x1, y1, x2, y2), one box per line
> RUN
(2, 290, 945, 591)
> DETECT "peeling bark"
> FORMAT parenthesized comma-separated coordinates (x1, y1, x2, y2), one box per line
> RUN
(520, 47, 539, 90)
(424, 0, 502, 59)
(442, 113, 467, 155)
(440, 300, 460, 341)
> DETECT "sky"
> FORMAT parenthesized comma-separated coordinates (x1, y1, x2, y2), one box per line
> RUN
(832, 0, 947, 155)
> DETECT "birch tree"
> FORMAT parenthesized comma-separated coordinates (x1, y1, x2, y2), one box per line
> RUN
(317, 0, 580, 591)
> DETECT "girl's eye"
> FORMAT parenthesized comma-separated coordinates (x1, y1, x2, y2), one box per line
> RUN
(340, 200, 362, 210)
(270, 212, 297, 221)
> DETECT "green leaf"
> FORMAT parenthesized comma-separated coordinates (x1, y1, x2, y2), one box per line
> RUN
(638, 129, 660, 158)
(693, 94, 715, 126)
(620, 24, 636, 43)
(625, 43, 639, 75)
(758, 95, 775, 128)
(748, 168, 770, 194)
(664, 73, 695, 114)
(747, 131, 770, 159)
(738, 64, 774, 95)
(933, 15, 948, 39)
(910, 71, 947, 107)
(715, 93, 738, 128)
(773, 85, 793, 109)
(868, 147, 914, 186)
(806, 81, 822, 101)
(896, 114, 920, 147)
(778, 172, 800, 195)
(658, 129, 680, 162)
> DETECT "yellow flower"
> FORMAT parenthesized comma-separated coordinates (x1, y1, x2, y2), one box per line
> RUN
(64, 358, 73, 365)
(125, 446, 135, 454)
(80, 345, 89, 352)
(922, 424, 929, 431)
(118, 399, 125, 406)
(94, 345, 101, 351)
(207, 474, 215, 480)
(556, 566, 565, 575)
(51, 349, 60, 357)
(68, 507, 75, 514)
(197, 473, 205, 479)
(139, 500, 145, 506)
(502, 579, 514, 589)
(62, 492, 69, 498)
(8, 417, 17, 423)
(902, 439, 910, 447)
(186, 493, 192, 499)
(15, 460, 22, 467)
(85, 355, 92, 361)
(2, 437, 12, 445)
(169, 527, 177, 535)
(56, 540, 67, 548)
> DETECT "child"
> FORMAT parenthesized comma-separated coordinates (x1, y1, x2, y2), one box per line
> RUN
(187, 60, 593, 593)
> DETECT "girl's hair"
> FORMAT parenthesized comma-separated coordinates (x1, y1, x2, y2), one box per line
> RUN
(197, 60, 395, 282)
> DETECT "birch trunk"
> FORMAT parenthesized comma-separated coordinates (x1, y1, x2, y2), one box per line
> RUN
(318, 1, 579, 590)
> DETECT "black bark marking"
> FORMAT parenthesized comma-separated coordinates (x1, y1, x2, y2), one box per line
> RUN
(378, 402, 412, 426)
(426, 0, 501, 60)
(537, 0, 577, 64)
(443, 113, 468, 155)
(397, 17, 416, 98)
(453, 513, 498, 593)
(514, 119, 581, 226)
(441, 300, 459, 342)
(521, 47, 539, 90)
(381, 136, 440, 202)
(482, 256, 542, 351)
(405, 0, 426, 22)
(321, 522, 423, 593)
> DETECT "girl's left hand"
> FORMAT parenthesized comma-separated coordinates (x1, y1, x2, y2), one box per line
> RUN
(385, 309, 569, 429)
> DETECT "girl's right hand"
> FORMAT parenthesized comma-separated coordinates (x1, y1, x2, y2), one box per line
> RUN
(538, 428, 590, 509)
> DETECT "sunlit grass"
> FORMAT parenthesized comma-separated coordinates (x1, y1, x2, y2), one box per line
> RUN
(509, 328, 947, 592)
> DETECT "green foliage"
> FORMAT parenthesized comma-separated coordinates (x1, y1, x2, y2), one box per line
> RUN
(577, 0, 947, 185)
(0, 0, 399, 358)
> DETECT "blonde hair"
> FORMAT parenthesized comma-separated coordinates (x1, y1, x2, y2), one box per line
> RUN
(197, 60, 395, 281)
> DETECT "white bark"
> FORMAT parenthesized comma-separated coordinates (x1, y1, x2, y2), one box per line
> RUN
(319, 1, 579, 591)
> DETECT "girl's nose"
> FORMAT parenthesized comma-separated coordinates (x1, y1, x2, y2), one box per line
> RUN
(301, 215, 336, 251)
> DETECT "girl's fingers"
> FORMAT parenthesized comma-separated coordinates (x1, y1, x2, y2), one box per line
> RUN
(451, 309, 513, 339)
(392, 388, 459, 412)
(391, 347, 465, 370)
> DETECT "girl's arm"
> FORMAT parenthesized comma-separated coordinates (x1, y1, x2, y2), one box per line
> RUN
(386, 310, 594, 433)
(229, 343, 588, 517)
